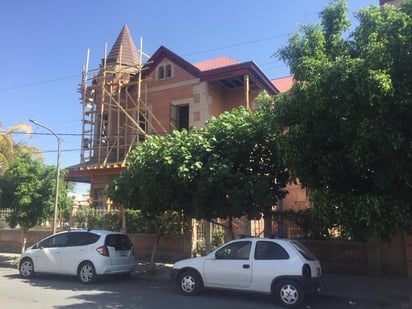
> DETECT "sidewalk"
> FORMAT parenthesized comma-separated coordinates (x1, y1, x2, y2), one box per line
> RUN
(1, 252, 411, 307)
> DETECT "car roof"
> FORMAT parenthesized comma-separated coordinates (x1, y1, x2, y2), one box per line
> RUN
(233, 237, 295, 244)
(57, 229, 125, 236)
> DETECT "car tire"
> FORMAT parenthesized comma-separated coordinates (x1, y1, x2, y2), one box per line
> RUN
(19, 258, 35, 278)
(178, 270, 202, 296)
(274, 279, 304, 308)
(78, 261, 96, 284)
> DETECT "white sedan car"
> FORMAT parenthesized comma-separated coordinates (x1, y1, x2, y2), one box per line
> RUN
(18, 229, 136, 283)
(171, 237, 322, 307)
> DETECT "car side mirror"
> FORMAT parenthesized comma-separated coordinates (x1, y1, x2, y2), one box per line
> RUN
(206, 253, 216, 260)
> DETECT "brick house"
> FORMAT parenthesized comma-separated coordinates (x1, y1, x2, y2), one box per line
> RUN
(66, 25, 303, 235)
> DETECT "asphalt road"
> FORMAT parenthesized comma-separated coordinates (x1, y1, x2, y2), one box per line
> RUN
(0, 266, 409, 308)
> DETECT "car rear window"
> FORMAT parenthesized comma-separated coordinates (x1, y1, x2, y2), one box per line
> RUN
(291, 241, 317, 261)
(105, 234, 133, 250)
(67, 232, 100, 246)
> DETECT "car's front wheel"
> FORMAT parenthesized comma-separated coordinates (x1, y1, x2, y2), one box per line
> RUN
(274, 279, 304, 307)
(78, 261, 96, 284)
(178, 270, 202, 296)
(19, 258, 35, 278)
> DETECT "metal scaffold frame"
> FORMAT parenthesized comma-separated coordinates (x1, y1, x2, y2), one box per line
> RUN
(78, 38, 167, 166)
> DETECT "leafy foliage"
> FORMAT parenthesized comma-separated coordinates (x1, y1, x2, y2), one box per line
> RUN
(0, 152, 55, 231)
(109, 104, 289, 239)
(194, 105, 289, 237)
(272, 0, 412, 240)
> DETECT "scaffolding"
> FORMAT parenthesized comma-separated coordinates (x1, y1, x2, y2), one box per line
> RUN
(78, 38, 167, 166)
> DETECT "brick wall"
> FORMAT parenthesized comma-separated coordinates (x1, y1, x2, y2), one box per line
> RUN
(0, 229, 409, 276)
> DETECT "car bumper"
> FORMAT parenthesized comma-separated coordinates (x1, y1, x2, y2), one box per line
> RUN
(98, 263, 136, 275)
(170, 268, 179, 283)
(300, 276, 323, 295)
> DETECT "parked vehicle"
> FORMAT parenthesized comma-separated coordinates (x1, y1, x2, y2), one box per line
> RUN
(18, 229, 136, 283)
(171, 237, 322, 307)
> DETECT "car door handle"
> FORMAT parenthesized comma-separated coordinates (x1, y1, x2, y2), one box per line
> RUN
(243, 264, 250, 269)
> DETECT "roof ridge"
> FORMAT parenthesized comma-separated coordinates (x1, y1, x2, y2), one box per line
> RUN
(106, 24, 139, 67)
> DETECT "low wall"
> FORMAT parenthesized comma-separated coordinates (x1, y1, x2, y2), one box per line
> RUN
(302, 233, 407, 277)
(0, 229, 191, 262)
(0, 229, 409, 276)
(128, 233, 191, 262)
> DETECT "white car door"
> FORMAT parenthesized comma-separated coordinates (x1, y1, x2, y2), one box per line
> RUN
(33, 233, 69, 273)
(203, 240, 253, 289)
(59, 232, 92, 275)
(251, 240, 294, 292)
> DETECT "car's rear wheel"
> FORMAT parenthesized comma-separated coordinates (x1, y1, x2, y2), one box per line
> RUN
(19, 258, 35, 278)
(78, 261, 96, 284)
(274, 279, 304, 307)
(178, 270, 202, 296)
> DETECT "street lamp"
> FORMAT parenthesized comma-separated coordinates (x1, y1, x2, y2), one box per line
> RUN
(29, 118, 62, 234)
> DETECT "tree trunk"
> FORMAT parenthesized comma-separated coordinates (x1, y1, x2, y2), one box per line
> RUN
(263, 206, 273, 238)
(150, 220, 161, 271)
(120, 206, 127, 233)
(228, 216, 235, 240)
(21, 229, 27, 253)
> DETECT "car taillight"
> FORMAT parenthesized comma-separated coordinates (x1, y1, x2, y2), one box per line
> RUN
(302, 263, 312, 277)
(96, 245, 109, 257)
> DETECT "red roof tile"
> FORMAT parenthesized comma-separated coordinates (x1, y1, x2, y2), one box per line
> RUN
(272, 76, 294, 92)
(193, 57, 240, 71)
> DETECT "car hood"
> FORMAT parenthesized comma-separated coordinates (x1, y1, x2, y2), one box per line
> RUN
(173, 256, 207, 269)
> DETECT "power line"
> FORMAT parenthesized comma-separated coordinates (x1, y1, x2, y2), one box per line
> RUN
(0, 74, 79, 92)
(0, 32, 291, 92)
(31, 148, 82, 155)
(182, 33, 291, 57)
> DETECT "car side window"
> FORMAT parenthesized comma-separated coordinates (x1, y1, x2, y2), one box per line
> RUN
(254, 241, 290, 260)
(215, 241, 252, 260)
(39, 233, 69, 248)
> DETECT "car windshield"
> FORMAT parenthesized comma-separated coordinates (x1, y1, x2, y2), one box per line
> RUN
(291, 241, 317, 261)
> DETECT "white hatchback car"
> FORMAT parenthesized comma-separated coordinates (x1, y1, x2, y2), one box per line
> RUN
(171, 237, 322, 307)
(18, 229, 136, 283)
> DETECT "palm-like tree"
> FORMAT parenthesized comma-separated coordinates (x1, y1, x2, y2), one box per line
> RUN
(0, 122, 39, 174)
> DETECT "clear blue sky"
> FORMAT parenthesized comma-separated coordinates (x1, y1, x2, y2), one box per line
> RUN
(1, 0, 377, 192)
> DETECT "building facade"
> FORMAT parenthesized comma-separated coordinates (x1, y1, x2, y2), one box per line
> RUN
(67, 26, 290, 201)
(66, 25, 304, 237)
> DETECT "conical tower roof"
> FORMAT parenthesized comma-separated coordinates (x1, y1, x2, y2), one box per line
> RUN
(106, 25, 139, 67)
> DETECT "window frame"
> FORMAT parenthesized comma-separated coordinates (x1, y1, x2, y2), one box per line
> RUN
(157, 63, 173, 80)
(215, 241, 252, 260)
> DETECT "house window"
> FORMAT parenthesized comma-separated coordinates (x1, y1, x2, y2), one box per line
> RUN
(171, 104, 189, 131)
(157, 63, 173, 80)
(165, 64, 172, 78)
(157, 66, 164, 79)
(92, 188, 106, 209)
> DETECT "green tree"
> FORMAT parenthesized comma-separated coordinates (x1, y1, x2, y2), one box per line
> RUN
(0, 152, 57, 249)
(109, 129, 207, 267)
(196, 105, 288, 238)
(272, 0, 412, 240)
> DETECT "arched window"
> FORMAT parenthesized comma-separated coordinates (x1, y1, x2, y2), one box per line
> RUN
(165, 64, 172, 78)
(157, 66, 164, 79)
